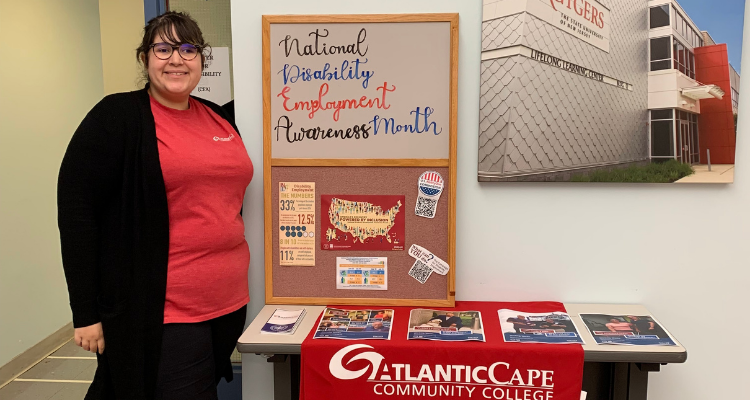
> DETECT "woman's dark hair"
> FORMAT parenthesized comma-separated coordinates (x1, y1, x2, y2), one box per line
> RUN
(136, 11, 209, 83)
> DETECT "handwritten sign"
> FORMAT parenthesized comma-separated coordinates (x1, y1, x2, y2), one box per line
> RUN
(269, 22, 451, 159)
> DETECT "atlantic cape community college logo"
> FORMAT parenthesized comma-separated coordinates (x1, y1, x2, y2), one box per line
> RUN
(270, 324, 291, 332)
(328, 344, 558, 399)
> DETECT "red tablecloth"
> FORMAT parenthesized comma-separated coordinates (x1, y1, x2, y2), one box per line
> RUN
(301, 301, 584, 400)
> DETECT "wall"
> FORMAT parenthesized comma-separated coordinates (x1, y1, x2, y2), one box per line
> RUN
(232, 1, 750, 400)
(99, 0, 145, 94)
(648, 70, 701, 112)
(702, 31, 717, 46)
(0, 0, 104, 367)
(696, 44, 736, 164)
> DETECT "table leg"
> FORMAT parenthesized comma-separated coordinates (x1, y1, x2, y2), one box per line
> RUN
(290, 355, 300, 400)
(582, 362, 660, 400)
(266, 355, 293, 400)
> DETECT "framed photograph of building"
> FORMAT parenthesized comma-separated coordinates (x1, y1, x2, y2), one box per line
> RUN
(479, 0, 742, 183)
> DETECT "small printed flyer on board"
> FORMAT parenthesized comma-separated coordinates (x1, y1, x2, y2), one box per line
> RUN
(278, 182, 316, 266)
(407, 309, 485, 342)
(336, 257, 387, 290)
(314, 308, 393, 340)
(580, 314, 677, 346)
(498, 310, 584, 344)
(321, 195, 405, 251)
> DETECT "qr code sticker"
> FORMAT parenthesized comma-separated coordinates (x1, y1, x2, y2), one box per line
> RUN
(408, 260, 433, 284)
(415, 197, 437, 218)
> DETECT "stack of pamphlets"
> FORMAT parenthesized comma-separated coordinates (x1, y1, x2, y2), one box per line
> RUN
(260, 308, 307, 335)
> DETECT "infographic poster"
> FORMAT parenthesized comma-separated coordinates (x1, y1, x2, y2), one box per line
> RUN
(336, 257, 387, 290)
(278, 182, 316, 266)
(321, 195, 405, 251)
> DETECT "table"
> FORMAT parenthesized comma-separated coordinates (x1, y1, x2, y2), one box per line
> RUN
(237, 304, 686, 400)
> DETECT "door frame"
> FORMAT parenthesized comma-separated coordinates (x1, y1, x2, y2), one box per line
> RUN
(679, 120, 690, 164)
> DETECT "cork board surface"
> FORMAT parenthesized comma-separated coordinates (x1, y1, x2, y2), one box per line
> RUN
(271, 167, 449, 299)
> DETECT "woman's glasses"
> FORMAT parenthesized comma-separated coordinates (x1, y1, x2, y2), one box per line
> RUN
(149, 42, 207, 61)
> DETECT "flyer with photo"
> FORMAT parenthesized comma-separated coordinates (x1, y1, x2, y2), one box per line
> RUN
(498, 309, 584, 344)
(407, 309, 485, 342)
(313, 308, 393, 340)
(336, 257, 387, 290)
(579, 314, 677, 346)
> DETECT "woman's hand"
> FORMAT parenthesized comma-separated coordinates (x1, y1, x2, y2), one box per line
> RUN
(75, 323, 105, 354)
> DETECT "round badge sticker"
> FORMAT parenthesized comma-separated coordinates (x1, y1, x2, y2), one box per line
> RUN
(415, 171, 444, 219)
(418, 171, 444, 197)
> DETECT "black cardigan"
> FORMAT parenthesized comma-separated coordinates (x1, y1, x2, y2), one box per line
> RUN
(57, 87, 242, 399)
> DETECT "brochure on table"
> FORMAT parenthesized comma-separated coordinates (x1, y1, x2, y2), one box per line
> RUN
(314, 308, 393, 340)
(498, 309, 584, 344)
(580, 314, 677, 346)
(261, 308, 307, 335)
(407, 309, 485, 342)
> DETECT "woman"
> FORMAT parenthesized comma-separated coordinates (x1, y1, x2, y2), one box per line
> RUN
(57, 12, 253, 400)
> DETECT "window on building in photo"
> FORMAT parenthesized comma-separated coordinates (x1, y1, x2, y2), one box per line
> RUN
(682, 19, 687, 39)
(672, 9, 702, 49)
(673, 38, 695, 79)
(650, 5, 670, 29)
(688, 113, 700, 164)
(650, 37, 672, 71)
(651, 109, 674, 159)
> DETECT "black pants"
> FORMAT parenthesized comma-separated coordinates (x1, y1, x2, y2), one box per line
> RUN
(155, 305, 247, 400)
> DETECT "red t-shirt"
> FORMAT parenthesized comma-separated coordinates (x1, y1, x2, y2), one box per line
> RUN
(151, 96, 253, 323)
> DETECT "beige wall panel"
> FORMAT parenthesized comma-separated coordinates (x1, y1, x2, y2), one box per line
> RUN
(0, 0, 104, 367)
(99, 0, 145, 94)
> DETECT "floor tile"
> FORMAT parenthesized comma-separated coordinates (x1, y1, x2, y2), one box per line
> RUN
(77, 362, 97, 381)
(18, 358, 96, 381)
(48, 383, 90, 400)
(0, 381, 75, 400)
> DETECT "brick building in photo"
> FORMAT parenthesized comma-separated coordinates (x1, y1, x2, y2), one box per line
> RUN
(479, 0, 740, 181)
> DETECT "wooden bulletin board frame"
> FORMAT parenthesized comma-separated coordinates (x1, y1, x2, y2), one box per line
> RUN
(262, 13, 459, 306)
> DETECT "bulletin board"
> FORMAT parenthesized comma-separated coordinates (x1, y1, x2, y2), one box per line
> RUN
(263, 14, 458, 306)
